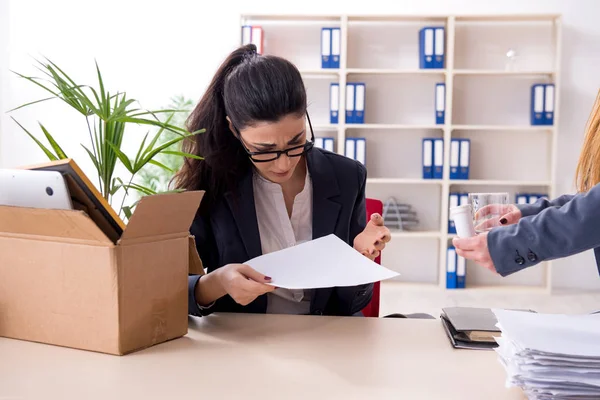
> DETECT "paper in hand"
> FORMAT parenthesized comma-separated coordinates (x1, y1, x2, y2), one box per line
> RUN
(244, 234, 399, 289)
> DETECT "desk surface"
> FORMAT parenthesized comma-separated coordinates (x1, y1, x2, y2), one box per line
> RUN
(0, 314, 523, 400)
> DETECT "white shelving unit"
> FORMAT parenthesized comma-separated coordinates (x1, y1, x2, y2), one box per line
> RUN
(240, 14, 562, 293)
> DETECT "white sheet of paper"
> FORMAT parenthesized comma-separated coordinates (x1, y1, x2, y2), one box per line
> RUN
(244, 234, 399, 289)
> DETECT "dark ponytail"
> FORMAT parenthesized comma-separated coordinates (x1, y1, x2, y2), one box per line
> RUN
(174, 44, 307, 214)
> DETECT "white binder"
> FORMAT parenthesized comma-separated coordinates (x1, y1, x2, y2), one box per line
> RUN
(324, 138, 334, 152)
(345, 138, 355, 160)
(355, 138, 366, 165)
(315, 138, 324, 149)
(346, 83, 355, 123)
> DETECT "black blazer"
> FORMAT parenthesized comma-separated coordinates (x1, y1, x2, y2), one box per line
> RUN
(187, 147, 373, 316)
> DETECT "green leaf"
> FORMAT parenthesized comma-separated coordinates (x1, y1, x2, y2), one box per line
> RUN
(38, 123, 67, 159)
(122, 206, 133, 220)
(160, 150, 203, 160)
(81, 145, 101, 174)
(11, 117, 57, 161)
(107, 142, 133, 173)
(7, 96, 57, 113)
(122, 183, 157, 196)
(133, 132, 149, 167)
(148, 159, 174, 172)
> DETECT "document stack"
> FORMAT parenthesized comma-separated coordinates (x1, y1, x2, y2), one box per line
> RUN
(530, 83, 555, 125)
(493, 309, 600, 399)
(321, 27, 341, 69)
(241, 25, 264, 54)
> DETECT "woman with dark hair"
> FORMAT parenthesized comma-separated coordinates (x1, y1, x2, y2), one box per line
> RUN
(175, 44, 391, 317)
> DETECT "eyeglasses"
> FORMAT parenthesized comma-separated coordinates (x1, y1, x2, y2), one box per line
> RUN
(233, 112, 315, 163)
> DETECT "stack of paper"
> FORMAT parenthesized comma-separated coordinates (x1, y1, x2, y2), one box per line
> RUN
(493, 309, 600, 399)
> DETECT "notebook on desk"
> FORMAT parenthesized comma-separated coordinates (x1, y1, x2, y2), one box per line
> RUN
(441, 307, 538, 350)
(441, 307, 504, 350)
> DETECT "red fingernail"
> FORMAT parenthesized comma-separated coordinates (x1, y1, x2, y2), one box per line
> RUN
(264, 276, 272, 280)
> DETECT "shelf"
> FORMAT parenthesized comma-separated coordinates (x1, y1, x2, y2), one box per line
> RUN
(367, 178, 443, 185)
(453, 69, 555, 77)
(347, 124, 443, 130)
(242, 14, 341, 23)
(449, 180, 552, 186)
(347, 68, 446, 75)
(452, 125, 554, 132)
(313, 124, 339, 130)
(390, 231, 441, 239)
(300, 69, 340, 78)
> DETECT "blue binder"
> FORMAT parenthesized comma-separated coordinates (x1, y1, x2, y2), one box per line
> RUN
(345, 138, 356, 160)
(241, 25, 252, 46)
(457, 255, 466, 289)
(459, 139, 470, 180)
(321, 28, 332, 69)
(422, 138, 434, 179)
(531, 84, 545, 125)
(330, 83, 339, 124)
(315, 137, 324, 149)
(516, 194, 529, 205)
(433, 138, 444, 179)
(434, 27, 445, 69)
(447, 246, 457, 289)
(324, 137, 335, 152)
(331, 28, 341, 69)
(544, 83, 555, 125)
(448, 193, 459, 234)
(346, 83, 355, 123)
(355, 137, 366, 165)
(419, 27, 435, 69)
(435, 83, 445, 124)
(450, 138, 460, 180)
(354, 83, 366, 124)
(459, 193, 469, 208)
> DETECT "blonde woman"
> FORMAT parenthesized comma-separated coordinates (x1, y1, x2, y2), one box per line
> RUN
(453, 90, 600, 277)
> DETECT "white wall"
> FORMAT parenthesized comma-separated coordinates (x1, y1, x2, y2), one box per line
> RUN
(1, 0, 600, 290)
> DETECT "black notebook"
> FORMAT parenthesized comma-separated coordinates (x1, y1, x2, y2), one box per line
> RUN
(440, 307, 502, 351)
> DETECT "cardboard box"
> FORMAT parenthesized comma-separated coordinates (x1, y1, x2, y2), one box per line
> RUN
(0, 161, 205, 355)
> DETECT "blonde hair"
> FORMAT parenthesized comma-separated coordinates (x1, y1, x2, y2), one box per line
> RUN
(575, 90, 600, 192)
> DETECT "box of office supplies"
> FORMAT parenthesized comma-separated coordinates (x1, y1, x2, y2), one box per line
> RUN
(0, 159, 205, 355)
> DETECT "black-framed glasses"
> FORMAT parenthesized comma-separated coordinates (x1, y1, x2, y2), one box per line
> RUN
(233, 112, 315, 163)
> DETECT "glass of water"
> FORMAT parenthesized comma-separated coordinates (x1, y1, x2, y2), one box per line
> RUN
(468, 192, 509, 233)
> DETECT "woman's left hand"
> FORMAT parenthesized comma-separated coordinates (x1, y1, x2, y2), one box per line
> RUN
(452, 233, 497, 274)
(354, 213, 391, 261)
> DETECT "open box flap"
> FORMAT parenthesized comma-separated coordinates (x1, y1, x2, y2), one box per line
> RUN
(0, 205, 113, 245)
(119, 191, 204, 244)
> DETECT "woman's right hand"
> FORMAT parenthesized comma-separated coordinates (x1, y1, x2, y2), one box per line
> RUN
(474, 204, 523, 231)
(217, 264, 276, 306)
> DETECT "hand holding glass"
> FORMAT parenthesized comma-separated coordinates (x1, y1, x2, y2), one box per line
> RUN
(468, 193, 510, 233)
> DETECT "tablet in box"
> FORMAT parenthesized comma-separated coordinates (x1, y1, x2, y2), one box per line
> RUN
(0, 159, 205, 355)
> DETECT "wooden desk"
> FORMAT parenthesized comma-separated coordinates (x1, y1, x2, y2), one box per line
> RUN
(0, 314, 524, 399)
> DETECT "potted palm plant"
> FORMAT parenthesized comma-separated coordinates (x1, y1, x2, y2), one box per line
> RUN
(9, 58, 203, 219)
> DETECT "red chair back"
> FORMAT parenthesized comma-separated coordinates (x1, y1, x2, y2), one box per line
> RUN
(361, 198, 382, 318)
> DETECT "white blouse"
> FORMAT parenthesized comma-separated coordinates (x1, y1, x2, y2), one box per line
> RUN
(252, 169, 313, 314)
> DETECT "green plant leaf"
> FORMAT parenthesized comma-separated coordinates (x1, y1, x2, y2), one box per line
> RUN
(148, 159, 174, 172)
(160, 150, 203, 160)
(7, 96, 57, 113)
(38, 123, 67, 159)
(11, 117, 57, 161)
(122, 206, 133, 220)
(81, 145, 101, 174)
(121, 183, 157, 196)
(107, 142, 133, 173)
